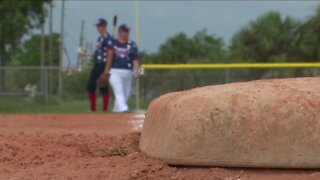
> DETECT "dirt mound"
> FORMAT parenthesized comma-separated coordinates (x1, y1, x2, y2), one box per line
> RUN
(79, 133, 140, 157)
(0, 114, 320, 179)
(0, 131, 240, 180)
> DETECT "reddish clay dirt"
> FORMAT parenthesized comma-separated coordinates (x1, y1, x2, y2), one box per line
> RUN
(0, 114, 319, 180)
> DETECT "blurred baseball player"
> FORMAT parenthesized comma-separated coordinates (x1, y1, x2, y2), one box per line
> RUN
(109, 24, 140, 112)
(80, 18, 114, 112)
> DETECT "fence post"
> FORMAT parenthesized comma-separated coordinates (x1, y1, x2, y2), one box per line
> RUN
(225, 68, 230, 84)
(135, 77, 140, 111)
(0, 67, 2, 92)
(44, 67, 49, 105)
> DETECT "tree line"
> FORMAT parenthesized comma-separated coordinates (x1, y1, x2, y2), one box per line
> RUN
(1, 2, 320, 98)
(139, 6, 320, 95)
(2, 4, 320, 67)
(142, 6, 320, 66)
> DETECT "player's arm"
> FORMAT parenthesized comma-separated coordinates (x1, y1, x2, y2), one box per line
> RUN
(104, 49, 113, 74)
(104, 39, 114, 75)
(97, 45, 112, 87)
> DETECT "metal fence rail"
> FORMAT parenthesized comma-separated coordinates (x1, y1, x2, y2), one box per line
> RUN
(142, 62, 320, 69)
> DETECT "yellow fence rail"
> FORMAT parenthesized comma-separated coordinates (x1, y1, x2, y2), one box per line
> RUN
(142, 63, 320, 69)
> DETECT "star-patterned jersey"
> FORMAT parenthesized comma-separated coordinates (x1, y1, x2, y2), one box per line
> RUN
(92, 34, 113, 64)
(111, 40, 139, 70)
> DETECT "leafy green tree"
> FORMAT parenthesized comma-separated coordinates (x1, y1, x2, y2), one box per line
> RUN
(290, 5, 320, 76)
(0, 0, 51, 63)
(157, 32, 192, 64)
(229, 11, 299, 63)
(188, 29, 226, 63)
(229, 11, 302, 79)
(145, 30, 226, 64)
(2, 33, 61, 95)
(13, 33, 60, 66)
(140, 30, 227, 96)
(0, 0, 51, 90)
(294, 6, 320, 62)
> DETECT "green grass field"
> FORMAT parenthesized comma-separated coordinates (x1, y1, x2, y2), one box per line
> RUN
(0, 96, 151, 114)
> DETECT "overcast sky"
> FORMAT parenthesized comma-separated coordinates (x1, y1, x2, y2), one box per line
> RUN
(42, 0, 320, 66)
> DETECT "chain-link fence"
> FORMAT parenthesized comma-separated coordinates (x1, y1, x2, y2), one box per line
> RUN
(0, 66, 50, 99)
(0, 66, 90, 113)
(139, 67, 320, 100)
(0, 65, 319, 113)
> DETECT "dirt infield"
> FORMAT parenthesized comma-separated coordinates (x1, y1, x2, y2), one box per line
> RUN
(0, 114, 319, 180)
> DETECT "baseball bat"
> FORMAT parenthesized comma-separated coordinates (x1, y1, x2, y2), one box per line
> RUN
(112, 14, 118, 38)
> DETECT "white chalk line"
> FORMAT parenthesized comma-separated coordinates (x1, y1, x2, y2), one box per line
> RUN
(131, 113, 146, 131)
